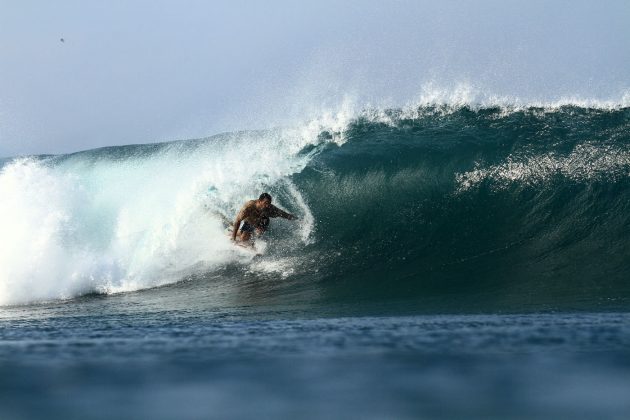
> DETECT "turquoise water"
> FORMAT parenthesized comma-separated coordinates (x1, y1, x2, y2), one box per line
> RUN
(1, 104, 630, 418)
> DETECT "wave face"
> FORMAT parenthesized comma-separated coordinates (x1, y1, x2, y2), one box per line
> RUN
(2, 105, 630, 310)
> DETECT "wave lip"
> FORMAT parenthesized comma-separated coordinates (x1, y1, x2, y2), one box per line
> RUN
(406, 83, 630, 110)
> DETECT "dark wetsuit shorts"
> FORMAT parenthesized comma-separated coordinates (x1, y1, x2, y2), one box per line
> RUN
(240, 221, 256, 233)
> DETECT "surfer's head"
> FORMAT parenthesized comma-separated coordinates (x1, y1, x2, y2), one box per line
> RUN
(257, 192, 272, 209)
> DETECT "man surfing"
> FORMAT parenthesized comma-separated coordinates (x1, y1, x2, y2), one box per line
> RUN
(231, 193, 297, 245)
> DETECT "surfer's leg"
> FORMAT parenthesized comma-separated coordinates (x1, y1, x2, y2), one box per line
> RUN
(239, 230, 252, 242)
(239, 222, 254, 242)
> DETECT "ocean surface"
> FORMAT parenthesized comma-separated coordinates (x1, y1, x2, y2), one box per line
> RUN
(1, 103, 630, 419)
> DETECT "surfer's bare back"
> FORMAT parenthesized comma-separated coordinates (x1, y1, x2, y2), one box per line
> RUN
(232, 193, 297, 243)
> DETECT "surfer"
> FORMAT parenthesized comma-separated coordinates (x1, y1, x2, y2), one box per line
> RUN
(231, 193, 297, 244)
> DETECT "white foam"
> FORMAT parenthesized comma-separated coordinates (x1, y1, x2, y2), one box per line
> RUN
(0, 119, 345, 306)
(370, 83, 630, 123)
(455, 144, 630, 192)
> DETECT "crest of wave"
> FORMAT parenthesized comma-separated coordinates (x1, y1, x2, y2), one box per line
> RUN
(357, 83, 630, 126)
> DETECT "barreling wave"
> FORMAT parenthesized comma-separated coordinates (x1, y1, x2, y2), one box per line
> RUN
(1, 102, 630, 311)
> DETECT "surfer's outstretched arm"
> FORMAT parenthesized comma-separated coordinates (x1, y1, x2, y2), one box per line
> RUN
(269, 205, 297, 220)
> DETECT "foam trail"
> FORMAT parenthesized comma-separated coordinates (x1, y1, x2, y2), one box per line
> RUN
(456, 143, 630, 192)
(285, 180, 315, 244)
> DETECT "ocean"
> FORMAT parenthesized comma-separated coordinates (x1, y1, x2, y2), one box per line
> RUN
(1, 103, 630, 419)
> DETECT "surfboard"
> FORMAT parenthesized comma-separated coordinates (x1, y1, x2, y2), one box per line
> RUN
(234, 240, 262, 257)
(213, 210, 263, 256)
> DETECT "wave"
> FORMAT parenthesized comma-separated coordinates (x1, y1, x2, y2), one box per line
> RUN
(1, 103, 630, 310)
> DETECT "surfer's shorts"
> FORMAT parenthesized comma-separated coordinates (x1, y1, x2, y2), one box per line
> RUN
(240, 221, 256, 233)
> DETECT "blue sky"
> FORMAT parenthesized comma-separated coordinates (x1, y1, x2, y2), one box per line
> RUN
(1, 0, 629, 156)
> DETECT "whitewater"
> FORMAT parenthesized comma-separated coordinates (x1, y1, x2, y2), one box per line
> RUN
(0, 117, 343, 305)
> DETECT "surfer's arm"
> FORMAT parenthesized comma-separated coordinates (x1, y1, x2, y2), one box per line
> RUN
(269, 205, 297, 220)
(232, 206, 248, 240)
(231, 216, 241, 241)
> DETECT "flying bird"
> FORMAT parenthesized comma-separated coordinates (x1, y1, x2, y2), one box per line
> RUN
(60, 38, 65, 43)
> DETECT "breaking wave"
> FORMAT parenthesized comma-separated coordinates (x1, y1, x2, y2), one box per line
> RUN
(1, 101, 630, 311)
